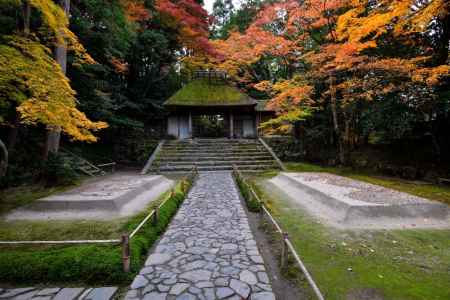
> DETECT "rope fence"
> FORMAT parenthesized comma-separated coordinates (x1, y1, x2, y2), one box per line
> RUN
(0, 167, 199, 273)
(232, 165, 325, 300)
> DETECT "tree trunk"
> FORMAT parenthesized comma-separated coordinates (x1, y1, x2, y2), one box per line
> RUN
(329, 74, 345, 165)
(0, 138, 8, 177)
(22, 1, 31, 35)
(7, 114, 20, 153)
(433, 11, 450, 65)
(43, 0, 70, 159)
(7, 2, 31, 155)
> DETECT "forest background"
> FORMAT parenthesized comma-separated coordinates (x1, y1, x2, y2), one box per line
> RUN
(0, 0, 449, 187)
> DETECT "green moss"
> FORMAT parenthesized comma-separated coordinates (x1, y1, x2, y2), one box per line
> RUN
(250, 176, 450, 300)
(0, 178, 194, 285)
(165, 79, 254, 106)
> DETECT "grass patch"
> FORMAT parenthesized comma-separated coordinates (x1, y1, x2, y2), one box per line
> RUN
(248, 174, 450, 300)
(165, 79, 253, 106)
(0, 220, 124, 241)
(0, 177, 194, 285)
(285, 162, 450, 205)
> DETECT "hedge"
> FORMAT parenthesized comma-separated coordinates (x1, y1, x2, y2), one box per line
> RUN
(234, 171, 261, 213)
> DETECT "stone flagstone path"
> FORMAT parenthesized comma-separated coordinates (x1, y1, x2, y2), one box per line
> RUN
(125, 172, 276, 300)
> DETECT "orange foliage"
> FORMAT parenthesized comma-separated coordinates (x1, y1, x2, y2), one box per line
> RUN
(121, 0, 151, 22)
(110, 57, 129, 74)
(209, 0, 450, 131)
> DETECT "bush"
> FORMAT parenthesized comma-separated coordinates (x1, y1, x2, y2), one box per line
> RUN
(235, 173, 261, 212)
(0, 177, 193, 285)
(42, 152, 79, 187)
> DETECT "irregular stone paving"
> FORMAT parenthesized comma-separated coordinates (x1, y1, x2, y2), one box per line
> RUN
(0, 287, 117, 300)
(126, 172, 276, 300)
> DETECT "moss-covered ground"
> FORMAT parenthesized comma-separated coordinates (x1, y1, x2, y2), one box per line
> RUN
(0, 182, 81, 215)
(0, 178, 193, 285)
(245, 164, 450, 300)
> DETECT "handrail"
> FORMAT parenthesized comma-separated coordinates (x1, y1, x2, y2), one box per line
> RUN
(258, 137, 287, 171)
(130, 166, 198, 240)
(141, 140, 165, 175)
(61, 148, 102, 171)
(232, 165, 325, 300)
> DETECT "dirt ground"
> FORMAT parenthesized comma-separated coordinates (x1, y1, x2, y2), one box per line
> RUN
(243, 197, 308, 299)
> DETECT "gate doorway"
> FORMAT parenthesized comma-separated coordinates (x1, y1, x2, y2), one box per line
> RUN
(192, 114, 226, 138)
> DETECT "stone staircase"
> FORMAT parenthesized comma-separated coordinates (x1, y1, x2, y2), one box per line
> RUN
(150, 139, 279, 172)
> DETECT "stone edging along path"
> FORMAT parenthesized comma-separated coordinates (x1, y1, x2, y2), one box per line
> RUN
(0, 286, 117, 300)
(125, 172, 276, 300)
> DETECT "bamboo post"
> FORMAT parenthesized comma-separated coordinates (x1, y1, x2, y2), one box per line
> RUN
(121, 234, 130, 272)
(181, 180, 186, 194)
(280, 232, 289, 270)
(153, 206, 159, 225)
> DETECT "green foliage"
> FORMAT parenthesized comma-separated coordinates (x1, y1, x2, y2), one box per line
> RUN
(211, 0, 264, 39)
(70, 0, 135, 62)
(42, 152, 79, 187)
(234, 172, 261, 212)
(0, 178, 193, 284)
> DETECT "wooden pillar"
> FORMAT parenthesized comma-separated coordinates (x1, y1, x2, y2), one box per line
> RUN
(229, 112, 234, 139)
(255, 113, 260, 137)
(188, 111, 192, 138)
(177, 115, 180, 139)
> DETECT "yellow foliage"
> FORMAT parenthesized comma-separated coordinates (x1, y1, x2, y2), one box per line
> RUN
(412, 65, 450, 86)
(260, 107, 311, 135)
(0, 35, 107, 142)
(28, 0, 95, 65)
(180, 55, 216, 76)
(337, 0, 450, 49)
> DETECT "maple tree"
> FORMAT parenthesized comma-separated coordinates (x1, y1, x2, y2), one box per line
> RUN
(156, 0, 213, 55)
(0, 34, 107, 142)
(211, 0, 450, 163)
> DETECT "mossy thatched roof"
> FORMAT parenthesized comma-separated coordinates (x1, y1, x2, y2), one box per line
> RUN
(164, 79, 256, 107)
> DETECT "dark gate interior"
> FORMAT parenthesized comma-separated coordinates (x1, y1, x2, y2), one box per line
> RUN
(192, 114, 227, 137)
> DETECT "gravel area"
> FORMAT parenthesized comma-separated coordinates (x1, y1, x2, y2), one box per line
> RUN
(289, 172, 433, 205)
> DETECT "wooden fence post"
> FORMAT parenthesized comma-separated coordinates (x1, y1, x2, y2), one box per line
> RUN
(121, 234, 130, 272)
(280, 232, 289, 270)
(153, 206, 159, 225)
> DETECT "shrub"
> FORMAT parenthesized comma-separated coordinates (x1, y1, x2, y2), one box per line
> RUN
(42, 152, 79, 187)
(235, 173, 261, 212)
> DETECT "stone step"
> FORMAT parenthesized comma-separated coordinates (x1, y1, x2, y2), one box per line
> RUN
(157, 155, 273, 162)
(163, 142, 262, 147)
(164, 139, 259, 145)
(146, 138, 281, 173)
(154, 160, 276, 167)
(153, 164, 276, 172)
(161, 146, 267, 151)
(160, 148, 268, 156)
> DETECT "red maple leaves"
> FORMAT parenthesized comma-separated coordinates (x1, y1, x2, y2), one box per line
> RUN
(156, 0, 214, 54)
